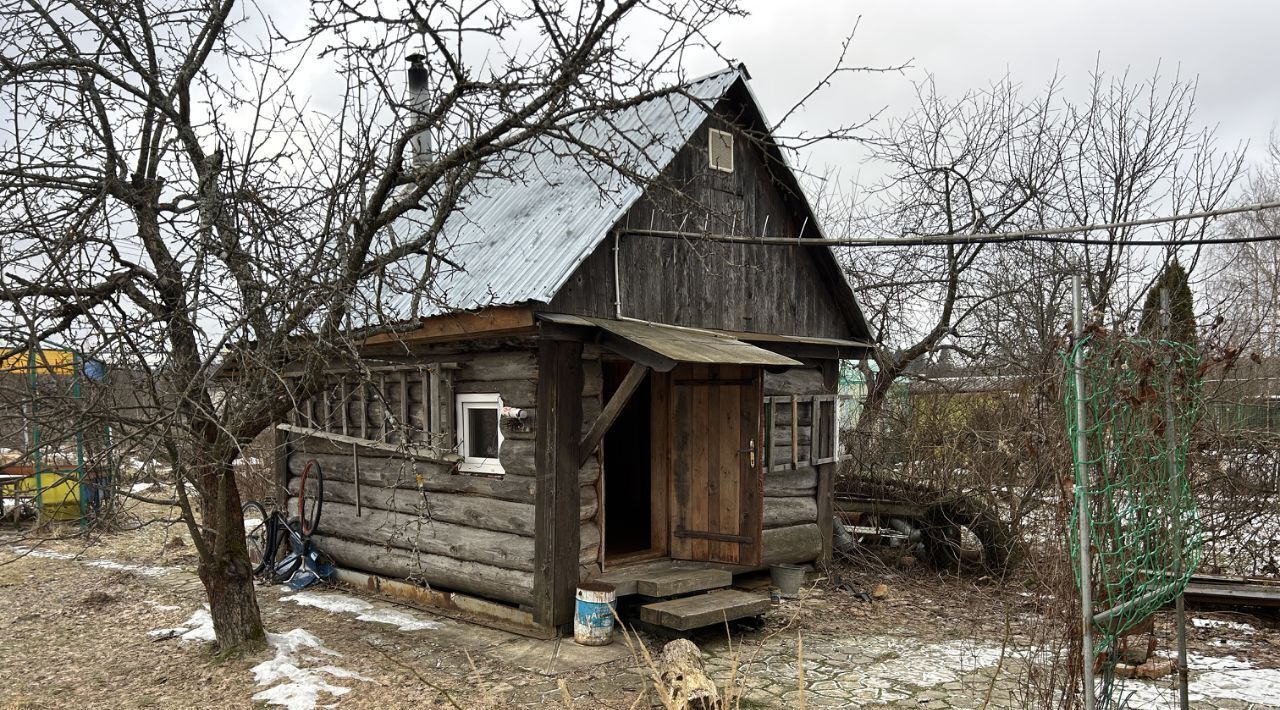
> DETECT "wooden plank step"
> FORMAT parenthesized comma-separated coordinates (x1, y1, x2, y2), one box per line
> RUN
(596, 563, 732, 598)
(635, 567, 733, 597)
(596, 560, 675, 597)
(640, 590, 771, 631)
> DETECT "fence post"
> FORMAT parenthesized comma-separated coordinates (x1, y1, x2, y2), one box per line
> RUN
(1072, 274, 1097, 710)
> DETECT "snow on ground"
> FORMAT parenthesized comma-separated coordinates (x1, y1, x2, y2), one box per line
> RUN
(1119, 649, 1280, 708)
(130, 482, 155, 494)
(1192, 617, 1255, 633)
(280, 589, 442, 632)
(154, 605, 370, 710)
(8, 546, 174, 576)
(250, 629, 371, 710)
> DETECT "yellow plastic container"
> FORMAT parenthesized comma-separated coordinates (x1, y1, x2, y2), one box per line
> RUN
(10, 467, 85, 520)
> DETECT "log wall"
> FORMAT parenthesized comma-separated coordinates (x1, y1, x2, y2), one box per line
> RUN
(283, 343, 558, 607)
(760, 365, 827, 565)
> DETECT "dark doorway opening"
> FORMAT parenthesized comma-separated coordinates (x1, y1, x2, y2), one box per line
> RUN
(602, 360, 653, 560)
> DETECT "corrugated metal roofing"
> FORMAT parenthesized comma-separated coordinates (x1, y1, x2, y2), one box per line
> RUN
(381, 68, 742, 320)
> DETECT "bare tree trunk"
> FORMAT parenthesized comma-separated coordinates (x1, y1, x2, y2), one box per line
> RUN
(196, 461, 266, 652)
(200, 554, 266, 652)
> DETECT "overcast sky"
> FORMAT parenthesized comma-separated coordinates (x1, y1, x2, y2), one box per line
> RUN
(674, 0, 1278, 184)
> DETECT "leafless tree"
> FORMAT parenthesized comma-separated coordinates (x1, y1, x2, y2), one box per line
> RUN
(837, 68, 1244, 438)
(0, 0, 824, 652)
(1204, 134, 1280, 352)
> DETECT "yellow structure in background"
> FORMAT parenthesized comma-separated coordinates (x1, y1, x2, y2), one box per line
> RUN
(0, 347, 94, 521)
(3, 465, 85, 520)
(0, 348, 76, 375)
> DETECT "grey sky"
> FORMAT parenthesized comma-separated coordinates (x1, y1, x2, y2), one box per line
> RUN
(680, 0, 1279, 183)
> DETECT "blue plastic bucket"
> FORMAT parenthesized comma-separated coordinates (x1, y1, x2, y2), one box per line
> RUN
(574, 581, 616, 646)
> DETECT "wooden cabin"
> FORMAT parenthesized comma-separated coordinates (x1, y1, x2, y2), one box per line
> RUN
(273, 66, 875, 635)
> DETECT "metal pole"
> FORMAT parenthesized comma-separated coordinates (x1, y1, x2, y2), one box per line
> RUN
(1072, 274, 1097, 710)
(1161, 288, 1191, 710)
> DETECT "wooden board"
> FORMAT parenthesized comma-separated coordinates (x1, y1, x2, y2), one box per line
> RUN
(634, 567, 733, 598)
(639, 589, 771, 631)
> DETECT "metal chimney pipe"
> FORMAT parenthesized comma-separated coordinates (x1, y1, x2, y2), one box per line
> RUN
(406, 53, 432, 168)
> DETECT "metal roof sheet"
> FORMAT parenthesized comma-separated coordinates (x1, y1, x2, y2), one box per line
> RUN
(380, 68, 742, 320)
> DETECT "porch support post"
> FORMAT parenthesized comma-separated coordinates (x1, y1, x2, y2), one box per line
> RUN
(533, 335, 583, 629)
(816, 359, 838, 563)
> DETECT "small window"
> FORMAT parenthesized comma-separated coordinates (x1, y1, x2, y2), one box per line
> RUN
(457, 393, 504, 474)
(709, 128, 734, 173)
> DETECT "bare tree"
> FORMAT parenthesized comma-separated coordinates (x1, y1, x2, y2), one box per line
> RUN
(838, 68, 1244, 438)
(1205, 134, 1280, 352)
(0, 0, 786, 652)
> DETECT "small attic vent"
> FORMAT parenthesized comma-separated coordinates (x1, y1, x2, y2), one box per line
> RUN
(709, 128, 734, 173)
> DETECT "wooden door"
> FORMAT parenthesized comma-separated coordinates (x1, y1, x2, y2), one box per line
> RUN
(667, 363, 763, 565)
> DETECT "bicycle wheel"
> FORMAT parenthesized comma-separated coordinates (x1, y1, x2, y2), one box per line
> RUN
(297, 459, 324, 536)
(242, 500, 270, 575)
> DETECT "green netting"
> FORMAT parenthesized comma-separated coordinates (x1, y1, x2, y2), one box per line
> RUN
(1063, 334, 1204, 656)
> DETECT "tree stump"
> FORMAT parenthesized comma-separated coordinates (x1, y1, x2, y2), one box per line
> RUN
(655, 639, 720, 710)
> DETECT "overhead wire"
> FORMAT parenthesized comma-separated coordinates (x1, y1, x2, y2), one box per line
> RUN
(624, 199, 1280, 248)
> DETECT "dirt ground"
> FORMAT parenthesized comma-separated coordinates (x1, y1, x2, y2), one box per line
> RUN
(2, 505, 1278, 709)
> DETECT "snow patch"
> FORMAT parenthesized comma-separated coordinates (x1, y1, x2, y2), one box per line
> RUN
(85, 558, 171, 577)
(1197, 667, 1280, 705)
(153, 609, 370, 710)
(250, 628, 370, 710)
(130, 482, 155, 494)
(1124, 651, 1280, 708)
(281, 590, 442, 632)
(8, 546, 175, 576)
(179, 607, 217, 642)
(1186, 651, 1253, 671)
(1192, 617, 1255, 633)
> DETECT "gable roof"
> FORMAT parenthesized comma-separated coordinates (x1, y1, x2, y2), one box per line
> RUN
(380, 67, 873, 341)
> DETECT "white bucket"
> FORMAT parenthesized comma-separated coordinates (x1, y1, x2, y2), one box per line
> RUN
(574, 582, 616, 646)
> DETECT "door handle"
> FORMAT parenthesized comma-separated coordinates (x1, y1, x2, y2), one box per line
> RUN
(739, 439, 756, 468)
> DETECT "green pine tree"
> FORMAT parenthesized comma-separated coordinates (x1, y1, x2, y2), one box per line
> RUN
(1139, 259, 1197, 345)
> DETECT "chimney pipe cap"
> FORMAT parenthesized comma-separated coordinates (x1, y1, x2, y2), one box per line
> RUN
(407, 54, 429, 93)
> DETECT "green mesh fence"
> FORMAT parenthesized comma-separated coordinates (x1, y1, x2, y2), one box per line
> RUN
(1064, 335, 1204, 656)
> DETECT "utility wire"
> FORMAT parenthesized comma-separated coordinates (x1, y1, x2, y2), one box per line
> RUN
(624, 200, 1280, 248)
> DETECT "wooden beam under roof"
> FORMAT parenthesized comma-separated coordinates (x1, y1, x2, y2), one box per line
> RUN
(361, 305, 537, 347)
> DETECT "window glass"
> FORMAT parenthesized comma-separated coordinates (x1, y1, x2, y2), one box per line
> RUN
(466, 405, 499, 459)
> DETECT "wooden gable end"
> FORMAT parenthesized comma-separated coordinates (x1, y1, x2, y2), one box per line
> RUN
(548, 89, 858, 340)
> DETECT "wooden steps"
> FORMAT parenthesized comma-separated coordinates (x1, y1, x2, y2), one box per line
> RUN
(639, 589, 771, 631)
(636, 568, 733, 597)
(597, 562, 730, 597)
(598, 560, 771, 632)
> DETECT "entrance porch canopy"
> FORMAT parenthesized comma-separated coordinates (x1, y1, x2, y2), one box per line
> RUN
(537, 313, 804, 371)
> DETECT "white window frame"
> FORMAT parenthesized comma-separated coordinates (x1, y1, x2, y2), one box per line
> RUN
(456, 393, 504, 474)
(709, 127, 734, 173)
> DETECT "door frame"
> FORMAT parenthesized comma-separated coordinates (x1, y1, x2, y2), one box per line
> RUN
(599, 359, 668, 566)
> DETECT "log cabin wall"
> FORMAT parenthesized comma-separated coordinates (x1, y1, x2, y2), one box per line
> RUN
(280, 340, 597, 609)
(547, 107, 854, 340)
(759, 364, 831, 567)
